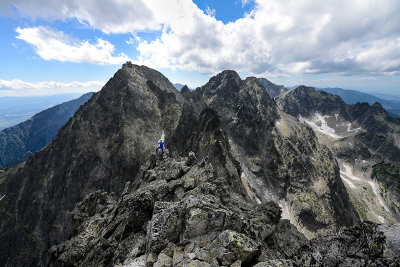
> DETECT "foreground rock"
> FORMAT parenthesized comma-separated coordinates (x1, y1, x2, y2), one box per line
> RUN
(47, 154, 400, 266)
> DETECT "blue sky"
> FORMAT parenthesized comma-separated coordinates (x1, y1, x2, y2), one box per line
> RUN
(0, 0, 399, 97)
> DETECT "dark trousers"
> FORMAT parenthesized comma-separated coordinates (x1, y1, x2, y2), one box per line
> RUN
(156, 146, 164, 154)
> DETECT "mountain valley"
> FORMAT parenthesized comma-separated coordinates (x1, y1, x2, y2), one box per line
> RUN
(0, 92, 94, 168)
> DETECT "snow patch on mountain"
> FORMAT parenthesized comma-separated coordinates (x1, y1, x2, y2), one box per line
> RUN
(279, 199, 290, 220)
(298, 112, 363, 139)
(341, 176, 356, 189)
(299, 113, 341, 139)
(340, 164, 361, 181)
(368, 181, 391, 212)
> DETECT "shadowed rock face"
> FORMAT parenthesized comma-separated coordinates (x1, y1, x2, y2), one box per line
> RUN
(0, 64, 395, 266)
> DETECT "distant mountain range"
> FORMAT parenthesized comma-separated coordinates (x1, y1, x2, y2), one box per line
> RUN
(318, 87, 400, 118)
(0, 94, 85, 130)
(0, 92, 94, 168)
(173, 83, 185, 90)
(257, 80, 400, 118)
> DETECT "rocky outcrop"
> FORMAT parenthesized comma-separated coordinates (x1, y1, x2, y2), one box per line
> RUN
(44, 152, 305, 267)
(45, 153, 398, 266)
(0, 92, 94, 168)
(277, 85, 347, 118)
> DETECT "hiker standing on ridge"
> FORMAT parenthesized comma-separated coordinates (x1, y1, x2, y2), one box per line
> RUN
(156, 139, 165, 154)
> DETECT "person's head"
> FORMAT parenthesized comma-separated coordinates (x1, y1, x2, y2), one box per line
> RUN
(159, 139, 162, 142)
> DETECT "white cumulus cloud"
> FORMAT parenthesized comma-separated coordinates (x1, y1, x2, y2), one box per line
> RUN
(5, 0, 400, 76)
(135, 0, 400, 75)
(0, 79, 104, 96)
(1, 0, 158, 34)
(16, 26, 131, 65)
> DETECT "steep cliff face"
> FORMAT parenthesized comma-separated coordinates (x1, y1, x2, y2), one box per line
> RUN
(277, 85, 400, 223)
(1, 64, 396, 266)
(0, 92, 94, 168)
(195, 72, 358, 238)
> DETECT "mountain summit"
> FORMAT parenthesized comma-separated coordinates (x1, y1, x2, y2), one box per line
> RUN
(0, 64, 398, 266)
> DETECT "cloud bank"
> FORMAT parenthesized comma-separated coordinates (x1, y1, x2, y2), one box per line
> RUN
(16, 26, 131, 65)
(5, 0, 400, 75)
(0, 79, 104, 96)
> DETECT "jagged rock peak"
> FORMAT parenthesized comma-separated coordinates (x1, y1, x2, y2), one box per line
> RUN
(120, 61, 183, 98)
(277, 85, 346, 117)
(203, 70, 243, 92)
(372, 101, 389, 115)
(215, 69, 242, 81)
(290, 85, 337, 98)
(181, 85, 190, 93)
(258, 77, 275, 85)
(294, 85, 344, 102)
(0, 62, 187, 266)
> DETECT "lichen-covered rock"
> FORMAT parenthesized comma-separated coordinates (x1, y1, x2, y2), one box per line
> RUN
(253, 259, 294, 267)
(148, 202, 183, 253)
(299, 221, 392, 266)
(175, 259, 211, 267)
(196, 230, 260, 266)
(378, 223, 400, 258)
(147, 252, 158, 266)
(153, 252, 173, 267)
(172, 247, 184, 265)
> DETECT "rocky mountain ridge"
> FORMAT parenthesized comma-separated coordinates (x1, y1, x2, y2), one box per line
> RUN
(0, 94, 85, 130)
(277, 85, 400, 224)
(0, 63, 399, 266)
(195, 71, 358, 238)
(319, 87, 400, 118)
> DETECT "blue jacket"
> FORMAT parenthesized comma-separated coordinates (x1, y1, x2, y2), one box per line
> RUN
(158, 141, 165, 148)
